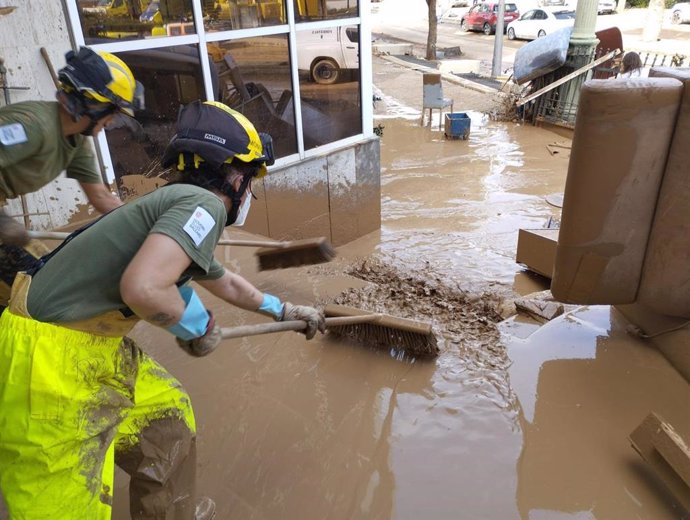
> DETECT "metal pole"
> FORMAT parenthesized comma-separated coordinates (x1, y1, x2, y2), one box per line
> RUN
(491, 0, 505, 78)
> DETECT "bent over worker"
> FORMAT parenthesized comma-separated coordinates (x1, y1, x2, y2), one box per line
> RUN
(0, 47, 137, 306)
(0, 100, 326, 520)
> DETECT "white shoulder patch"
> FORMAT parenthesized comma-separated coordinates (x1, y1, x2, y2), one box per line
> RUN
(183, 206, 216, 247)
(0, 123, 28, 146)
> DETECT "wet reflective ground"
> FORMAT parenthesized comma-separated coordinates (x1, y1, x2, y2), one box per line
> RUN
(112, 57, 690, 519)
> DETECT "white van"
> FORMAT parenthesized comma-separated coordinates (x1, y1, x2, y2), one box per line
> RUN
(296, 25, 359, 84)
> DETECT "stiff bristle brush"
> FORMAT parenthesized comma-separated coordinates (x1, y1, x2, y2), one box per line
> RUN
(220, 304, 439, 359)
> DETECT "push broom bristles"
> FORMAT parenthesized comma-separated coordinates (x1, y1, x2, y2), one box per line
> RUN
(324, 304, 439, 359)
(256, 237, 336, 271)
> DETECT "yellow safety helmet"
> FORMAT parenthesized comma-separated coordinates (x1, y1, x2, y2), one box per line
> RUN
(58, 47, 138, 117)
(161, 100, 274, 178)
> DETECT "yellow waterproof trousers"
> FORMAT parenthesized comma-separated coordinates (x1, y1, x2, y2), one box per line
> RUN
(0, 311, 197, 520)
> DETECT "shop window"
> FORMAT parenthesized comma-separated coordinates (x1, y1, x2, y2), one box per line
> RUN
(295, 25, 361, 149)
(210, 35, 297, 158)
(293, 0, 358, 21)
(202, 0, 286, 31)
(70, 0, 364, 177)
(76, 0, 196, 43)
(104, 45, 205, 196)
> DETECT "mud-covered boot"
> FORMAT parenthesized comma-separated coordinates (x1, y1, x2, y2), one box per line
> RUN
(0, 210, 28, 246)
(195, 497, 216, 520)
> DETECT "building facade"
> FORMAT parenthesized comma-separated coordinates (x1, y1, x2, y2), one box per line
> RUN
(0, 0, 380, 244)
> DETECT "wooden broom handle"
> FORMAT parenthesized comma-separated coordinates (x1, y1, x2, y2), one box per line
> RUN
(217, 239, 286, 248)
(221, 314, 383, 340)
(27, 230, 288, 248)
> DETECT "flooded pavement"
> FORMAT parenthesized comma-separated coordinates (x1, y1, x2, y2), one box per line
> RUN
(109, 57, 690, 520)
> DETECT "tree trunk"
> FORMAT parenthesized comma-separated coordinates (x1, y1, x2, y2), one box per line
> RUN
(426, 0, 438, 61)
(642, 0, 665, 42)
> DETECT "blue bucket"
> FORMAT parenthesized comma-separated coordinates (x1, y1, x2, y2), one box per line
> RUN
(444, 113, 471, 140)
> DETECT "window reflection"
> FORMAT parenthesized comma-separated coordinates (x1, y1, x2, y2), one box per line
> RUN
(296, 25, 361, 149)
(105, 45, 205, 196)
(77, 0, 195, 43)
(202, 0, 286, 31)
(293, 0, 357, 21)
(210, 36, 297, 158)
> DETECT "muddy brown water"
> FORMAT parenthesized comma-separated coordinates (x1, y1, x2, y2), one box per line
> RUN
(125, 62, 690, 517)
(1, 57, 684, 519)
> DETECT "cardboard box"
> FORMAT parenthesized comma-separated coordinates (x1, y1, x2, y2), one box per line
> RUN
(516, 228, 559, 279)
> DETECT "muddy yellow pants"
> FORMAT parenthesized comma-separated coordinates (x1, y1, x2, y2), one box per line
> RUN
(0, 311, 197, 520)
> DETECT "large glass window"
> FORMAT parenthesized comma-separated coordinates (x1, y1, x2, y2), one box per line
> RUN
(210, 35, 297, 157)
(202, 0, 286, 31)
(69, 0, 365, 189)
(296, 24, 361, 149)
(293, 0, 358, 21)
(76, 0, 196, 44)
(105, 45, 204, 193)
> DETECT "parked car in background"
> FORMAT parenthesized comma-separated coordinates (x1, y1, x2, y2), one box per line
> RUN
(296, 25, 359, 84)
(671, 0, 690, 23)
(548, 0, 617, 13)
(506, 7, 575, 40)
(596, 0, 616, 14)
(460, 2, 520, 34)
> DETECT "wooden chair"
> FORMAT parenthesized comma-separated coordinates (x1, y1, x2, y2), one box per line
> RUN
(421, 73, 454, 129)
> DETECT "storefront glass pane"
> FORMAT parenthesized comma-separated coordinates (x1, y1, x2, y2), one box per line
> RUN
(210, 35, 297, 158)
(295, 25, 361, 149)
(202, 0, 286, 31)
(76, 0, 196, 44)
(106, 45, 205, 196)
(293, 0, 357, 21)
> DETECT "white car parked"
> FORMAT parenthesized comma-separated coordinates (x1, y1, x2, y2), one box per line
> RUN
(506, 8, 575, 40)
(595, 0, 616, 13)
(553, 0, 617, 13)
(670, 0, 690, 24)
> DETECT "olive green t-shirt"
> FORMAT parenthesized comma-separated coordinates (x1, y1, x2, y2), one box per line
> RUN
(0, 101, 102, 200)
(27, 184, 227, 323)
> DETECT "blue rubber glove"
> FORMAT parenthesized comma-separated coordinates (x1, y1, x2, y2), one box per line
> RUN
(167, 286, 211, 341)
(257, 293, 285, 320)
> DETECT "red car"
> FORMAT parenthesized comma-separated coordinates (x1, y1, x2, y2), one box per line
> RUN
(460, 2, 520, 35)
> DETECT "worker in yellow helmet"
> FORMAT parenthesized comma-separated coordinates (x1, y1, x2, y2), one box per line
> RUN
(0, 46, 140, 307)
(0, 100, 325, 520)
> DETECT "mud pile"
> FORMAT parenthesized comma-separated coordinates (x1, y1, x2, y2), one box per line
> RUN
(328, 258, 511, 373)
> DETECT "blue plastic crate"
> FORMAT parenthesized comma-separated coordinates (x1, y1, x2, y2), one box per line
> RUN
(444, 112, 471, 140)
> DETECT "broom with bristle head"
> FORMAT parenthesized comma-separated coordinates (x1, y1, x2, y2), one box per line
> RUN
(323, 304, 439, 358)
(220, 304, 439, 359)
(27, 231, 337, 271)
(252, 237, 336, 271)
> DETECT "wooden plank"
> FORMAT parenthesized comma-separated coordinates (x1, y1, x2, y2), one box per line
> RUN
(516, 50, 620, 107)
(629, 412, 690, 512)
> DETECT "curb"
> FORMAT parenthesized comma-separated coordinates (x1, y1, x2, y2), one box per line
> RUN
(376, 53, 502, 95)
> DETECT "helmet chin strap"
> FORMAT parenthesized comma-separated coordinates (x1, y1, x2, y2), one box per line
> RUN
(80, 116, 99, 136)
(222, 174, 252, 226)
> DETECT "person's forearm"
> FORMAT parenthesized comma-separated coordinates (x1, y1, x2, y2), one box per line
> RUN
(80, 181, 123, 213)
(197, 271, 265, 312)
(90, 191, 123, 213)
